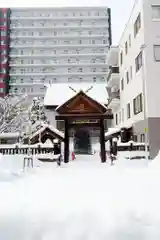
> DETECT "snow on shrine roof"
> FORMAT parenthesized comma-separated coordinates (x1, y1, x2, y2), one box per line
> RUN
(44, 83, 108, 106)
(105, 127, 121, 137)
(30, 123, 64, 140)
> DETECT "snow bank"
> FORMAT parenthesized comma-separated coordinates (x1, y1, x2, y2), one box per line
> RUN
(0, 154, 42, 181)
(149, 150, 160, 168)
(1, 154, 160, 239)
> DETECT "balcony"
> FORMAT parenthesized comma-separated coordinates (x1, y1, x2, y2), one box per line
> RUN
(9, 53, 106, 58)
(106, 46, 119, 66)
(9, 44, 109, 48)
(10, 16, 108, 21)
(107, 66, 119, 88)
(107, 90, 120, 111)
(9, 72, 107, 76)
(10, 24, 108, 29)
(9, 63, 106, 67)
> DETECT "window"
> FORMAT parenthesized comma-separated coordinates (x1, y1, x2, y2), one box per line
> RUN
(93, 77, 96, 82)
(130, 66, 132, 79)
(152, 5, 160, 19)
(92, 40, 95, 44)
(14, 88, 18, 93)
(120, 51, 123, 65)
(125, 41, 128, 54)
(127, 103, 131, 119)
(115, 113, 118, 125)
(133, 93, 143, 115)
(121, 78, 124, 90)
(134, 13, 141, 37)
(102, 68, 106, 72)
(1, 31, 6, 37)
(78, 68, 83, 72)
(135, 51, 142, 72)
(103, 39, 107, 44)
(79, 40, 82, 44)
(126, 71, 129, 84)
(129, 34, 131, 47)
(153, 45, 160, 61)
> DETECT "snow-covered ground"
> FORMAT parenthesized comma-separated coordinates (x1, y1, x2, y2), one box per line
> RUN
(0, 154, 42, 182)
(0, 152, 160, 239)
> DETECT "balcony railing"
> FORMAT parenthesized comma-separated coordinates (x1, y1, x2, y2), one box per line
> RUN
(9, 53, 107, 58)
(10, 25, 108, 29)
(107, 66, 120, 88)
(9, 44, 108, 49)
(10, 16, 108, 21)
(9, 63, 106, 67)
(108, 90, 120, 101)
(9, 72, 108, 76)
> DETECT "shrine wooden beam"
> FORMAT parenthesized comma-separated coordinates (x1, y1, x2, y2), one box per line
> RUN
(69, 122, 101, 128)
(55, 114, 113, 120)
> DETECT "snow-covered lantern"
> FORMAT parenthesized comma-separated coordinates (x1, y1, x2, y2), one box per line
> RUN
(129, 140, 134, 151)
(112, 137, 118, 156)
(113, 137, 118, 142)
(53, 139, 59, 144)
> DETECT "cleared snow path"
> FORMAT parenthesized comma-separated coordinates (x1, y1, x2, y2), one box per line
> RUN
(0, 154, 160, 239)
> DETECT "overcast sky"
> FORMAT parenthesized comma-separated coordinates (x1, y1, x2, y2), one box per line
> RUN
(0, 0, 135, 44)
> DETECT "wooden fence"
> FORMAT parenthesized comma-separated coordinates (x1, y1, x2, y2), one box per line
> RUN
(0, 145, 54, 155)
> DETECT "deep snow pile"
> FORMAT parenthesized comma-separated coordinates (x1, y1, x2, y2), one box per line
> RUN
(0, 154, 42, 181)
(0, 154, 160, 239)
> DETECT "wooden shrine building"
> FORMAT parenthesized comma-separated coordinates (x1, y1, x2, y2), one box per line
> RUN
(55, 90, 113, 163)
(24, 124, 64, 145)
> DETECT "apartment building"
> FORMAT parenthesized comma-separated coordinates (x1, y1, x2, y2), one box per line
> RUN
(8, 7, 111, 97)
(0, 8, 10, 97)
(107, 0, 160, 158)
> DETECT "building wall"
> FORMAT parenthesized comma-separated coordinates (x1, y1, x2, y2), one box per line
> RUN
(143, 0, 160, 118)
(118, 0, 145, 128)
(108, 0, 160, 158)
(143, 0, 160, 157)
(9, 7, 111, 97)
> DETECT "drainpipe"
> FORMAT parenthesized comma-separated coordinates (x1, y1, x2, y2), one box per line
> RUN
(140, 44, 148, 160)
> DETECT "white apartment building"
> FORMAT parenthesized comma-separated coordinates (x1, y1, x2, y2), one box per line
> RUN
(107, 0, 160, 158)
(9, 7, 111, 97)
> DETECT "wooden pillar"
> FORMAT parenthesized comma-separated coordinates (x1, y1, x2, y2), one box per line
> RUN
(100, 118, 106, 163)
(64, 119, 69, 163)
